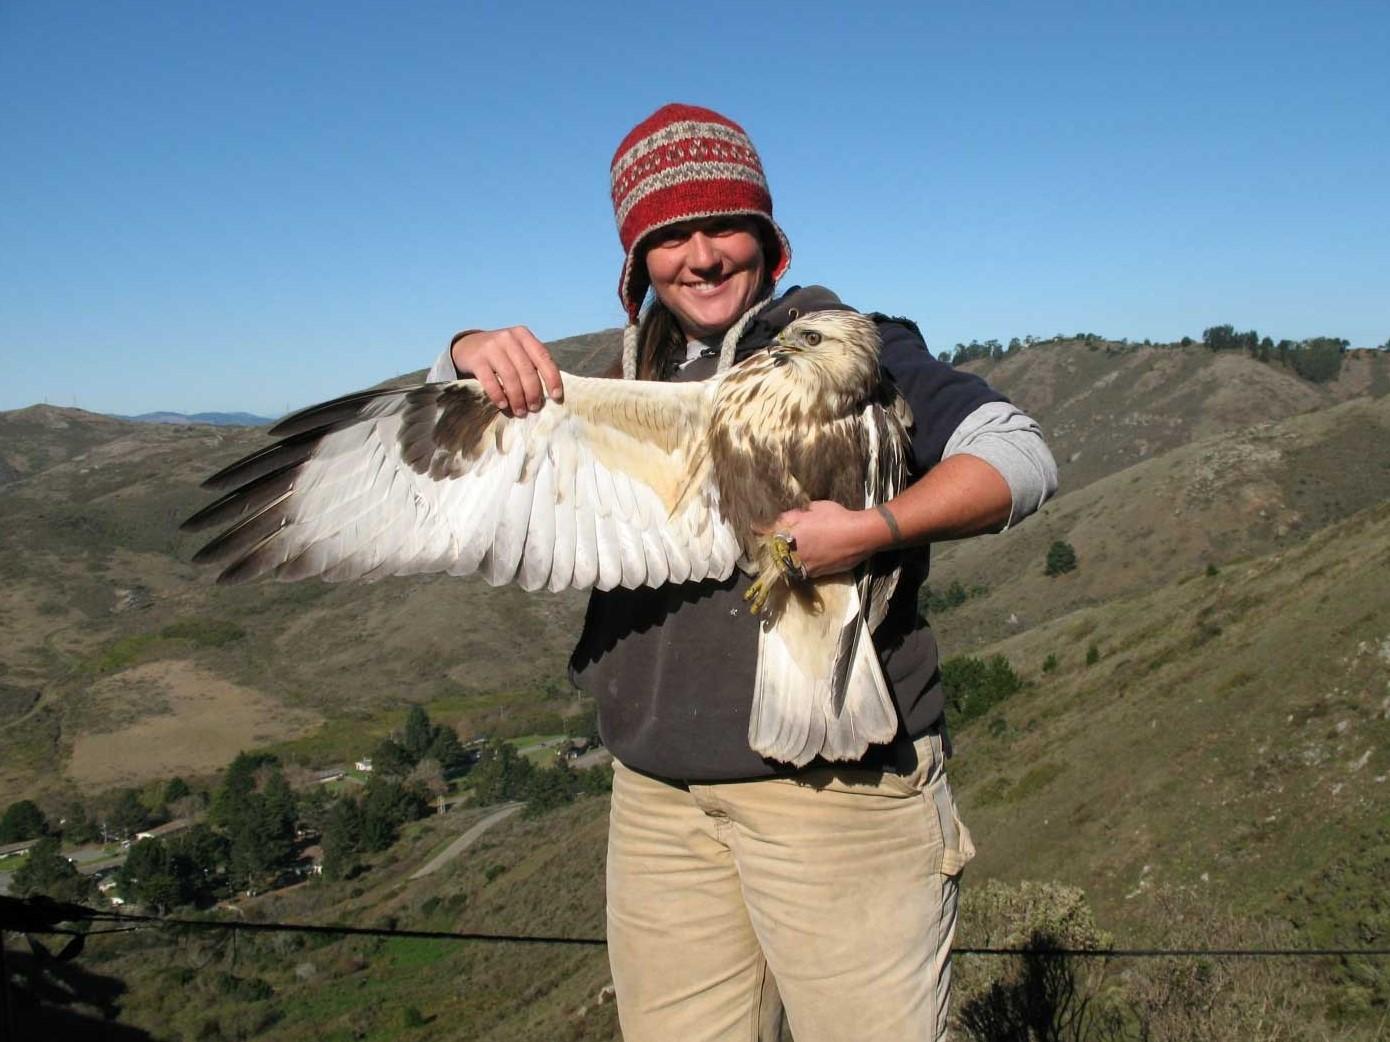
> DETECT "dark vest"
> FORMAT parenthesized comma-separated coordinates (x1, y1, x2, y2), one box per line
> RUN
(569, 286, 1004, 782)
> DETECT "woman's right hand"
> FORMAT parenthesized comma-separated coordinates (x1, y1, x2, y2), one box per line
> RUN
(451, 327, 564, 417)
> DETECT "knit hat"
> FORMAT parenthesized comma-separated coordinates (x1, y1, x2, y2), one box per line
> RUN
(610, 103, 792, 326)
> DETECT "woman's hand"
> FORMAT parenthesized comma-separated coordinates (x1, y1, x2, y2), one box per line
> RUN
(763, 501, 888, 579)
(768, 455, 1015, 577)
(451, 327, 564, 417)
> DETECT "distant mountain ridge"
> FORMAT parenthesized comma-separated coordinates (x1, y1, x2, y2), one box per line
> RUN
(112, 410, 274, 427)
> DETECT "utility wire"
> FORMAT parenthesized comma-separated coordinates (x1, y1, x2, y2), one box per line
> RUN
(3, 897, 1388, 959)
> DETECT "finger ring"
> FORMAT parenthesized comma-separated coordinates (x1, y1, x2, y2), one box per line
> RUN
(774, 532, 796, 551)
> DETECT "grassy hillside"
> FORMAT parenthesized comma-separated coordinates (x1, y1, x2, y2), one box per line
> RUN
(34, 796, 618, 1042)
(6, 328, 1389, 1037)
(929, 393, 1390, 651)
(0, 332, 624, 802)
(962, 340, 1388, 494)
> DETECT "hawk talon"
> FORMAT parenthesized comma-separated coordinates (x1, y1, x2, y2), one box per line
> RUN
(744, 573, 775, 615)
(771, 532, 808, 582)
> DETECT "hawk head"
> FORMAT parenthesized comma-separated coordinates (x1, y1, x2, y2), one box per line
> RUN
(770, 310, 883, 410)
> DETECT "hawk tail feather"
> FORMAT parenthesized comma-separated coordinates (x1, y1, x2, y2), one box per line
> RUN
(749, 583, 897, 766)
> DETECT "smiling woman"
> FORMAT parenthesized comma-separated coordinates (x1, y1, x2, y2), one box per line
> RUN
(641, 216, 767, 340)
(427, 102, 1059, 1042)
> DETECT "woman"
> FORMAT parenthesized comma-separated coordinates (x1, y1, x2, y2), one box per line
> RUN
(428, 103, 1057, 1042)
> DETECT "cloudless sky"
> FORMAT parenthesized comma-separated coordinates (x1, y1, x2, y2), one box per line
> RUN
(2, 0, 1387, 416)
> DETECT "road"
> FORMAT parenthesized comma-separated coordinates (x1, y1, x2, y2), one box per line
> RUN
(409, 802, 524, 880)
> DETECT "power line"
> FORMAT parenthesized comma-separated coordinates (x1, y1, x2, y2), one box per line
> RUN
(3, 896, 1389, 959)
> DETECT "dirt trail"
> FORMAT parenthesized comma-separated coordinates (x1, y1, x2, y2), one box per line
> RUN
(410, 802, 524, 880)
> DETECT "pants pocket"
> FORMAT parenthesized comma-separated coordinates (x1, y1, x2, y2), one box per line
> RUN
(927, 775, 976, 876)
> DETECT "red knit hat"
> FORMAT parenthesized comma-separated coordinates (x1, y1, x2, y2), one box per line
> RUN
(610, 103, 792, 323)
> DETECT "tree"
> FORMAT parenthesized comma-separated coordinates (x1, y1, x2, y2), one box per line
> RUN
(119, 838, 193, 912)
(12, 837, 94, 903)
(1290, 336, 1346, 383)
(470, 742, 534, 805)
(408, 757, 448, 799)
(372, 736, 415, 777)
(321, 798, 364, 881)
(1044, 541, 1078, 577)
(942, 655, 1023, 726)
(163, 777, 191, 804)
(209, 751, 277, 829)
(1202, 324, 1237, 351)
(106, 788, 149, 839)
(214, 760, 296, 890)
(57, 801, 99, 845)
(360, 777, 430, 852)
(0, 799, 49, 843)
(169, 823, 227, 893)
(227, 794, 293, 890)
(523, 764, 580, 818)
(426, 727, 468, 774)
(295, 785, 336, 835)
(403, 705, 435, 760)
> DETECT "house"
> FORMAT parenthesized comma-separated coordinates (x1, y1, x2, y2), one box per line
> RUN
(313, 768, 346, 784)
(354, 758, 374, 773)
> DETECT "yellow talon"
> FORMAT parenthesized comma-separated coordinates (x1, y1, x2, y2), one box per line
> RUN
(771, 532, 808, 582)
(744, 572, 775, 614)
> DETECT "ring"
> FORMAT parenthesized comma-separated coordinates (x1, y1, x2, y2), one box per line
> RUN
(773, 532, 796, 551)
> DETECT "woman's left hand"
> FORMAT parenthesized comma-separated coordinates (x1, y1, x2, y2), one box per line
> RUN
(764, 501, 888, 579)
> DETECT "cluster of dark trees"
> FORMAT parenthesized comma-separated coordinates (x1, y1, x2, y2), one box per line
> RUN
(4, 703, 611, 910)
(934, 324, 1366, 387)
(318, 775, 432, 881)
(1201, 324, 1349, 383)
(370, 704, 470, 778)
(468, 741, 611, 818)
(918, 579, 988, 616)
(0, 799, 50, 843)
(939, 333, 1104, 365)
(7, 837, 95, 903)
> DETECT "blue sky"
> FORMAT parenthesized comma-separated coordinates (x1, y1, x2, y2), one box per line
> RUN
(2, 0, 1386, 416)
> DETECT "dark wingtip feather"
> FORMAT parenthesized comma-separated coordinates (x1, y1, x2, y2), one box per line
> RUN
(269, 385, 420, 439)
(182, 461, 301, 532)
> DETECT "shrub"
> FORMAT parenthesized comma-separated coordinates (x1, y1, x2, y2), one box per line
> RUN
(1044, 540, 1078, 577)
(943, 655, 1023, 726)
(1041, 654, 1058, 674)
(1085, 644, 1100, 666)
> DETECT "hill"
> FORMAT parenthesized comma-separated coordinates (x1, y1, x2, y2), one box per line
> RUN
(46, 497, 1390, 1038)
(929, 393, 1390, 651)
(1, 329, 626, 801)
(961, 339, 1389, 494)
(6, 330, 1389, 1037)
(115, 411, 275, 427)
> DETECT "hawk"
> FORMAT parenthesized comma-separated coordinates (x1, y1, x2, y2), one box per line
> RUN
(183, 310, 913, 766)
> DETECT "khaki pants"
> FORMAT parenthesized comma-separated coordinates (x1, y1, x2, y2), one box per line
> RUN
(606, 731, 974, 1042)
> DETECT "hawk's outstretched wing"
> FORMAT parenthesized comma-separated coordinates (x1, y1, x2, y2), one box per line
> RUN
(182, 376, 741, 593)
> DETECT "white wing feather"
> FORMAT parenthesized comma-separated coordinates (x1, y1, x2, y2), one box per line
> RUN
(186, 375, 738, 592)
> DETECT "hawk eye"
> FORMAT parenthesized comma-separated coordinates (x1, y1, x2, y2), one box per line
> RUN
(804, 331, 822, 346)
